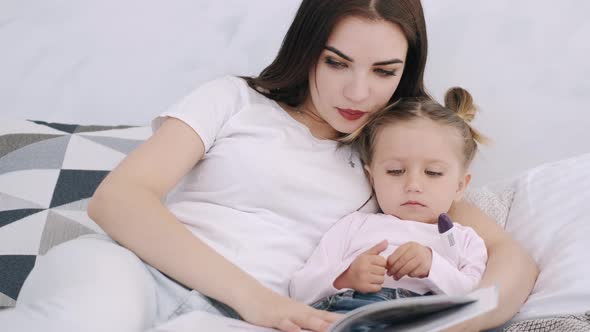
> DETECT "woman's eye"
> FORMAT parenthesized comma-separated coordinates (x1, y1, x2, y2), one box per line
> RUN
(325, 57, 347, 69)
(374, 68, 396, 77)
(425, 170, 443, 177)
(387, 169, 405, 175)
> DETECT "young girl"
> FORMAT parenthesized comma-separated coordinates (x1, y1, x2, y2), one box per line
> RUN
(1, 1, 537, 331)
(290, 88, 489, 311)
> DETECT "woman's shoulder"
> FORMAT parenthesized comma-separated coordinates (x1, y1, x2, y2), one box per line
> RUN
(200, 75, 277, 108)
(194, 75, 248, 98)
(166, 75, 268, 116)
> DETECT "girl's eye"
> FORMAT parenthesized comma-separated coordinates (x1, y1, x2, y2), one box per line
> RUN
(387, 169, 405, 175)
(374, 68, 396, 77)
(325, 57, 347, 69)
(426, 170, 443, 177)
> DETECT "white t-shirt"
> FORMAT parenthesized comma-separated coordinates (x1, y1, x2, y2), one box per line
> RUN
(152, 76, 376, 296)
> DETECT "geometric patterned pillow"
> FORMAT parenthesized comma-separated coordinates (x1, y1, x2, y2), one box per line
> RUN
(0, 119, 151, 308)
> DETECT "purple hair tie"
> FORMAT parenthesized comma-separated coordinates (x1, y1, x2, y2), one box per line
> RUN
(438, 213, 454, 234)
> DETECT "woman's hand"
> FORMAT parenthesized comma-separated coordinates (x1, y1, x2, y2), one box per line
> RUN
(237, 287, 343, 332)
(333, 240, 388, 293)
(386, 241, 432, 280)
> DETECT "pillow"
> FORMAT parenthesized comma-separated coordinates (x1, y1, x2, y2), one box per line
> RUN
(464, 178, 517, 228)
(504, 153, 590, 321)
(502, 313, 590, 331)
(0, 119, 151, 307)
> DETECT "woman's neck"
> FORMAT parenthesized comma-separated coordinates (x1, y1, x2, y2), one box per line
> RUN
(280, 101, 339, 140)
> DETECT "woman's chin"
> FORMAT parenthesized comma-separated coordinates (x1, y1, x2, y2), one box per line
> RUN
(331, 122, 365, 135)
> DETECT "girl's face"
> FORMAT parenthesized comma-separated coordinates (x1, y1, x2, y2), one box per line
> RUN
(304, 16, 408, 138)
(364, 118, 471, 224)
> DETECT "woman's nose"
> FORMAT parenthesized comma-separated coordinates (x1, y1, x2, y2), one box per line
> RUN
(343, 74, 369, 103)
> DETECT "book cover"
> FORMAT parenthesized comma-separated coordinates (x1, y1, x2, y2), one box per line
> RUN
(328, 286, 498, 332)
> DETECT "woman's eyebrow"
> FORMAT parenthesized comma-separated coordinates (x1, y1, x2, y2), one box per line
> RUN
(325, 46, 404, 66)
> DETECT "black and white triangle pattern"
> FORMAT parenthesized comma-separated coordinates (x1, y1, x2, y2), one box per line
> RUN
(0, 119, 151, 307)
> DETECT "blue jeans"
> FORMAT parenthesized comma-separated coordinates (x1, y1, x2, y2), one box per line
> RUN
(311, 288, 427, 313)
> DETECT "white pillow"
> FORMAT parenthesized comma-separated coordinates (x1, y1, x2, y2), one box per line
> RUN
(505, 153, 590, 320)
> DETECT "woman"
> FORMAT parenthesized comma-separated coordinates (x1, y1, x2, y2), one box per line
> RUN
(1, 1, 537, 331)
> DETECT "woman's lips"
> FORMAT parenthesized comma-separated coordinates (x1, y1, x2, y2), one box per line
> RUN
(402, 201, 426, 207)
(337, 108, 365, 121)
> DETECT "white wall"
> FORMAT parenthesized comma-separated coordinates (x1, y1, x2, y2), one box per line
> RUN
(423, 0, 590, 184)
(1, 0, 589, 185)
(0, 0, 300, 125)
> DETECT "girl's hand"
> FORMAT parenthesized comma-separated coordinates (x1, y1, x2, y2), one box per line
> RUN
(386, 241, 432, 280)
(334, 240, 388, 293)
(237, 287, 343, 332)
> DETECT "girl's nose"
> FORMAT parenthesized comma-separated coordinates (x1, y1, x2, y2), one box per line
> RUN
(405, 174, 423, 193)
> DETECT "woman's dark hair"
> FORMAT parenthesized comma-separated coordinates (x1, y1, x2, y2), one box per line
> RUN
(242, 0, 429, 107)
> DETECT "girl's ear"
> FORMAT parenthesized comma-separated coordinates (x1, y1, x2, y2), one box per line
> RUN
(454, 173, 471, 202)
(364, 164, 374, 187)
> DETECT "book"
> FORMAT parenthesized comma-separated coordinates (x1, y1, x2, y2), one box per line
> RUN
(328, 286, 498, 332)
(149, 287, 498, 332)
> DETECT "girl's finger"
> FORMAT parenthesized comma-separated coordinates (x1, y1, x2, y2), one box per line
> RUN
(370, 255, 387, 267)
(394, 256, 419, 280)
(370, 265, 387, 275)
(388, 251, 414, 276)
(369, 274, 385, 285)
(387, 244, 411, 269)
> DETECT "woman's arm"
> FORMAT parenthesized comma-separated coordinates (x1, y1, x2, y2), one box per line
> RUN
(88, 118, 339, 332)
(447, 200, 539, 331)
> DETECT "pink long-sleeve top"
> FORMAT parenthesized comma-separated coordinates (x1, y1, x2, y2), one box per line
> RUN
(289, 211, 488, 305)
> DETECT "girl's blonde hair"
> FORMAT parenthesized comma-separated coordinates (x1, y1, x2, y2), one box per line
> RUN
(341, 87, 488, 168)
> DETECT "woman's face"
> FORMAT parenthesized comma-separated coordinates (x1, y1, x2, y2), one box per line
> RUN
(306, 16, 408, 136)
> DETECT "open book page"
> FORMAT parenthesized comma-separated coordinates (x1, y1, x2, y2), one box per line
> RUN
(328, 286, 498, 332)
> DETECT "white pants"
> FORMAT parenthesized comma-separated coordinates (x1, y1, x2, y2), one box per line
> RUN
(0, 234, 228, 332)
